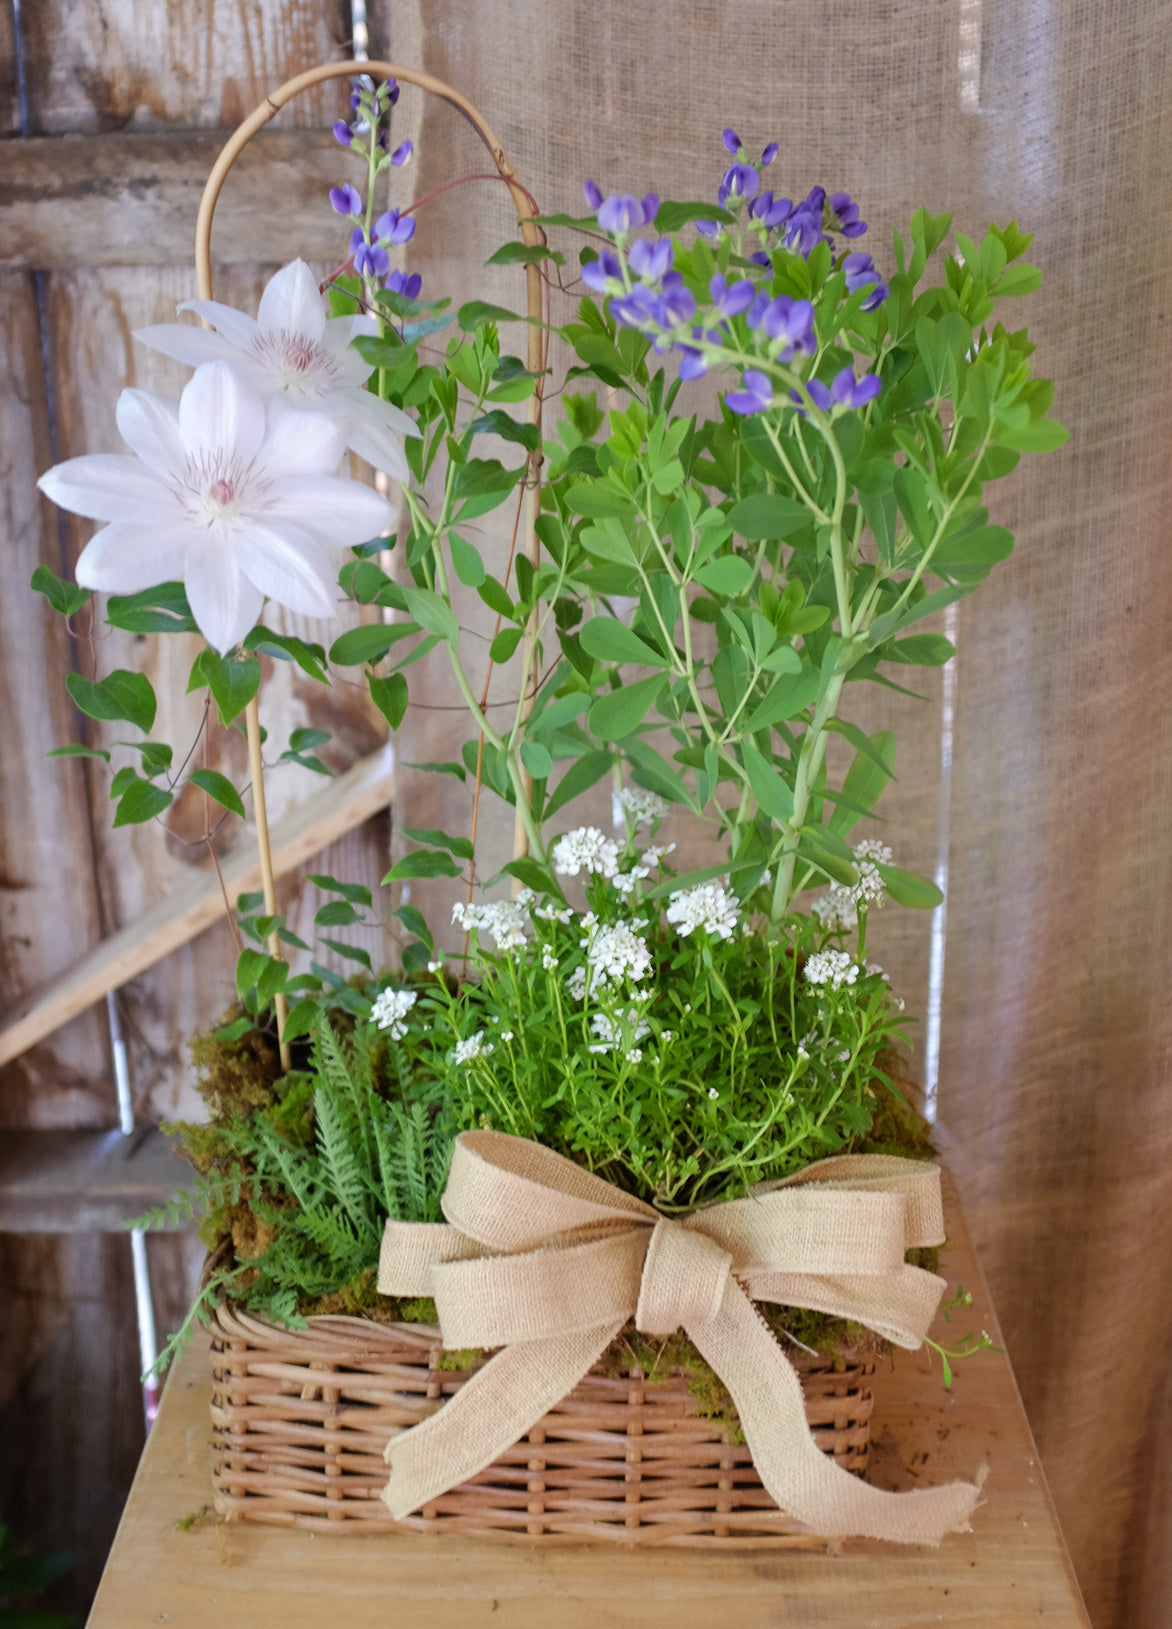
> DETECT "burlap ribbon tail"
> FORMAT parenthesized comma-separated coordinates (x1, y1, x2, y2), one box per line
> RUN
(377, 1129, 981, 1544)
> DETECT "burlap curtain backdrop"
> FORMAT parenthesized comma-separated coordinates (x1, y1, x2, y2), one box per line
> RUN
(377, 3, 1172, 1625)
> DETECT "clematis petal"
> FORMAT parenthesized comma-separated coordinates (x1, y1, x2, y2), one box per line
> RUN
(234, 520, 338, 618)
(173, 298, 262, 351)
(267, 473, 394, 547)
(115, 389, 189, 481)
(37, 454, 175, 522)
(260, 404, 348, 478)
(184, 531, 264, 654)
(75, 517, 195, 591)
(256, 260, 327, 342)
(347, 385, 419, 440)
(178, 361, 267, 466)
(133, 323, 239, 369)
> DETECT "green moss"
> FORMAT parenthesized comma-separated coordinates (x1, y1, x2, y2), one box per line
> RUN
(190, 1015, 280, 1121)
(435, 1348, 481, 1371)
(265, 1072, 316, 1146)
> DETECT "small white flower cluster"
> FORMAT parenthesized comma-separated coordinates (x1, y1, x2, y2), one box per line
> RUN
(665, 880, 740, 941)
(588, 1009, 651, 1056)
(803, 949, 860, 990)
(615, 785, 670, 829)
(453, 1030, 494, 1065)
(370, 986, 417, 1039)
(813, 838, 894, 926)
(551, 826, 619, 879)
(452, 898, 528, 950)
(582, 920, 654, 988)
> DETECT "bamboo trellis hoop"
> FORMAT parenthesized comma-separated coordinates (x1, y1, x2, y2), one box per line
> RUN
(194, 62, 547, 1064)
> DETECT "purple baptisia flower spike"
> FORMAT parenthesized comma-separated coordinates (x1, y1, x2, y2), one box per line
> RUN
(725, 369, 773, 415)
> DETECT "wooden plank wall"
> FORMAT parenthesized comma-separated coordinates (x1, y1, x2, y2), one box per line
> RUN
(0, 3, 398, 1615)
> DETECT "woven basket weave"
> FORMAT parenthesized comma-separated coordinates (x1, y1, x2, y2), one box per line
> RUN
(209, 1302, 876, 1545)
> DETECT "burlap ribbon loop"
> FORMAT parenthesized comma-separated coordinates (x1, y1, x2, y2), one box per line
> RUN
(377, 1129, 982, 1544)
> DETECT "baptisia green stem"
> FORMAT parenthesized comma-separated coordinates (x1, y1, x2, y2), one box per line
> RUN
(768, 664, 848, 926)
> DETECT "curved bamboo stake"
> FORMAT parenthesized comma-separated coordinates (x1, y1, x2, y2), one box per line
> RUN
(196, 62, 546, 1064)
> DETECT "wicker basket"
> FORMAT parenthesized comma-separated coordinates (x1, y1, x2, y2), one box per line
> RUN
(209, 1302, 876, 1545)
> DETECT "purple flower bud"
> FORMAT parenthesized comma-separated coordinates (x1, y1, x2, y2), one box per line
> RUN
(748, 191, 773, 221)
(354, 239, 390, 279)
(831, 367, 882, 408)
(375, 208, 417, 245)
(860, 279, 889, 311)
(582, 178, 603, 211)
(581, 250, 621, 292)
(388, 80, 401, 105)
(349, 226, 368, 254)
(828, 191, 867, 238)
(658, 272, 696, 325)
(597, 193, 647, 234)
(387, 269, 422, 298)
(611, 284, 659, 330)
(842, 251, 889, 310)
(748, 250, 771, 267)
(709, 273, 755, 320)
(790, 379, 832, 413)
(330, 182, 362, 216)
(390, 140, 413, 167)
(718, 163, 759, 206)
(629, 237, 673, 283)
(721, 128, 742, 154)
(761, 142, 779, 166)
(641, 193, 660, 226)
(725, 369, 773, 416)
(676, 344, 709, 381)
(332, 120, 353, 147)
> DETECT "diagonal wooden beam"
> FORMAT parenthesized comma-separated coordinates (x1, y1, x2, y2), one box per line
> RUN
(0, 744, 394, 1069)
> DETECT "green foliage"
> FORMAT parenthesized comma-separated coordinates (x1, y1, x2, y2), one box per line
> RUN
(136, 1009, 455, 1371)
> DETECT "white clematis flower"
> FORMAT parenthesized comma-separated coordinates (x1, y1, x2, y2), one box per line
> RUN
(37, 360, 394, 655)
(134, 259, 417, 481)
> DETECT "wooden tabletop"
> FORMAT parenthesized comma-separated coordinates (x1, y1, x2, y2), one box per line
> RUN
(87, 1176, 1091, 1628)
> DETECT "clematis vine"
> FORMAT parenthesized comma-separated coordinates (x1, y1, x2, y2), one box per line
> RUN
(135, 259, 418, 480)
(37, 360, 394, 655)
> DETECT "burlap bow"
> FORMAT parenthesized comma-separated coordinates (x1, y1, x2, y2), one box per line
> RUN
(377, 1129, 981, 1543)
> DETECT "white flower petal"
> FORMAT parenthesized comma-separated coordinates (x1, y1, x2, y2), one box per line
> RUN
(342, 411, 412, 481)
(37, 454, 173, 522)
(256, 261, 327, 343)
(267, 475, 394, 549)
(178, 361, 266, 466)
(115, 389, 188, 480)
(234, 519, 338, 618)
(184, 531, 264, 653)
(133, 323, 238, 369)
(260, 404, 347, 478)
(75, 518, 194, 591)
(175, 298, 262, 351)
